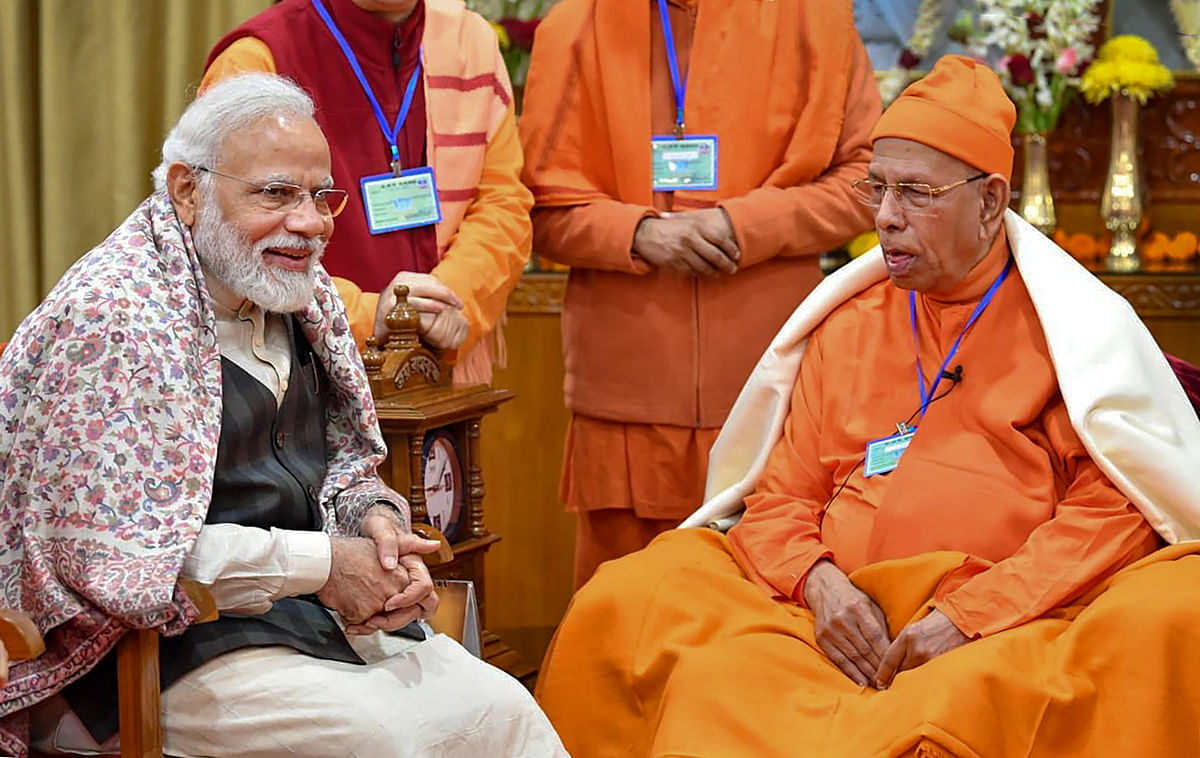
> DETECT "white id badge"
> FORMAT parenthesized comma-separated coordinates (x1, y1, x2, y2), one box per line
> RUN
(863, 429, 916, 477)
(651, 135, 719, 191)
(360, 167, 442, 234)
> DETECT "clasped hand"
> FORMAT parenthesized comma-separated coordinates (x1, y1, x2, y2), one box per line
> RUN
(316, 505, 443, 635)
(632, 208, 740, 278)
(803, 560, 969, 689)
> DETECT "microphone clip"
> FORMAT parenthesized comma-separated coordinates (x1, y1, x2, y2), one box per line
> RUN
(940, 365, 964, 383)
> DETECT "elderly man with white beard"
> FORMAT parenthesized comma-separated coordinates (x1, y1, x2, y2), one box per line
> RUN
(0, 74, 567, 758)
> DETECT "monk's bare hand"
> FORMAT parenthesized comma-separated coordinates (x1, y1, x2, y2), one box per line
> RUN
(632, 210, 739, 278)
(373, 272, 464, 339)
(875, 609, 969, 689)
(803, 559, 891, 688)
(417, 307, 469, 350)
(317, 537, 411, 626)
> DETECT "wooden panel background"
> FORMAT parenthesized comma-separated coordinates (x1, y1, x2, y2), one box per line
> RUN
(480, 275, 575, 668)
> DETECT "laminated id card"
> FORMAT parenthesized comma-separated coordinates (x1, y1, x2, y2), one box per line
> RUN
(651, 135, 718, 191)
(863, 428, 916, 477)
(360, 167, 442, 234)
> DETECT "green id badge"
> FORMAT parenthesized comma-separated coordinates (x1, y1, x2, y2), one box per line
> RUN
(360, 167, 442, 235)
(651, 135, 718, 191)
(864, 428, 916, 477)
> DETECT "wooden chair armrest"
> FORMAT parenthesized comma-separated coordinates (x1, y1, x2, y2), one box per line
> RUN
(178, 579, 218, 624)
(413, 524, 454, 566)
(0, 609, 45, 661)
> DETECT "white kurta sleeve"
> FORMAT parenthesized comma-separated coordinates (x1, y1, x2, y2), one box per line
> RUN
(180, 523, 332, 615)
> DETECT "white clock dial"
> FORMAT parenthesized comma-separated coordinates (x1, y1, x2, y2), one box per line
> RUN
(423, 437, 457, 534)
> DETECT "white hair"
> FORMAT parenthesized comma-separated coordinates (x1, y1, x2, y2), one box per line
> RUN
(152, 74, 315, 191)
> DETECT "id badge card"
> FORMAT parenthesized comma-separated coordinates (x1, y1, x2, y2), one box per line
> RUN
(863, 428, 916, 477)
(360, 167, 442, 235)
(651, 135, 718, 191)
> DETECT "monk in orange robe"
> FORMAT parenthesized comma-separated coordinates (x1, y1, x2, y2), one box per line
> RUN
(535, 56, 1200, 757)
(519, 0, 880, 586)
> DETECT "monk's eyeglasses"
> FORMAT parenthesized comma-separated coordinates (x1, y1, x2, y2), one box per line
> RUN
(851, 173, 989, 213)
(192, 166, 349, 218)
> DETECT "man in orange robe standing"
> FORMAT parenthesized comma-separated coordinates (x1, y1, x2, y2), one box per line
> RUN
(535, 56, 1200, 757)
(519, 0, 881, 586)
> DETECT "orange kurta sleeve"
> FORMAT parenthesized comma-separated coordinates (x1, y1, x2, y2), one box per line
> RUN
(716, 41, 878, 270)
(200, 37, 277, 90)
(531, 203, 656, 273)
(931, 399, 1161, 638)
(727, 328, 834, 604)
(429, 104, 532, 357)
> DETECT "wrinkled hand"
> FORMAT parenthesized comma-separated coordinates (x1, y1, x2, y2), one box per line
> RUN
(349, 504, 442, 635)
(632, 208, 740, 278)
(373, 271, 464, 340)
(875, 609, 969, 689)
(317, 537, 412, 626)
(417, 307, 469, 350)
(803, 559, 892, 688)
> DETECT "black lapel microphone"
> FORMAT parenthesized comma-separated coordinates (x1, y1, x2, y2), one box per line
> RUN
(940, 365, 964, 383)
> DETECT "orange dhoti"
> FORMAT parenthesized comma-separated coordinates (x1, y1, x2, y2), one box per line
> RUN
(537, 529, 1200, 757)
(562, 416, 720, 588)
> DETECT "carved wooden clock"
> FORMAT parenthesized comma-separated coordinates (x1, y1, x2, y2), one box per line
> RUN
(363, 287, 531, 680)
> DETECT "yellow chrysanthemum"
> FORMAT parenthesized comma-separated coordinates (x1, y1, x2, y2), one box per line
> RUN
(847, 231, 879, 258)
(1081, 35, 1173, 105)
(1102, 35, 1162, 64)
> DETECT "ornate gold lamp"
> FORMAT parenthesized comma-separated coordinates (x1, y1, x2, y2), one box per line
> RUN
(1099, 95, 1144, 271)
(1080, 35, 1175, 272)
(1018, 132, 1057, 236)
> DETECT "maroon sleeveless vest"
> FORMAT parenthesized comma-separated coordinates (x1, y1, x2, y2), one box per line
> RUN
(207, 0, 439, 290)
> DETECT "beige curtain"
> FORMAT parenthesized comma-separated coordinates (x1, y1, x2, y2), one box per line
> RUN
(0, 0, 271, 341)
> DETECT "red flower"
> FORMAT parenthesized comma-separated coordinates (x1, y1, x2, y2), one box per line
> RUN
(1007, 54, 1034, 86)
(898, 48, 922, 70)
(499, 17, 539, 51)
(1025, 12, 1046, 40)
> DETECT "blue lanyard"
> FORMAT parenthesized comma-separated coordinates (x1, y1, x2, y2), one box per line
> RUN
(312, 0, 421, 174)
(908, 257, 1014, 420)
(655, 0, 687, 137)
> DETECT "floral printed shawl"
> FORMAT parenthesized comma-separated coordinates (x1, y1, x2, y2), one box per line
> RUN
(0, 191, 400, 754)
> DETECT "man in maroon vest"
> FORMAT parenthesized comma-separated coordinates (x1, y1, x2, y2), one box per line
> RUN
(204, 0, 532, 385)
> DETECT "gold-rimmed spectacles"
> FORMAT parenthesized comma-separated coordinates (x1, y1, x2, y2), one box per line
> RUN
(193, 166, 349, 218)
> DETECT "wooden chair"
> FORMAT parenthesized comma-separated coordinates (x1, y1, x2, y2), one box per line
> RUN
(0, 581, 216, 758)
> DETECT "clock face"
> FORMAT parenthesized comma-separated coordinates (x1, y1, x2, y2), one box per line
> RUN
(421, 430, 465, 542)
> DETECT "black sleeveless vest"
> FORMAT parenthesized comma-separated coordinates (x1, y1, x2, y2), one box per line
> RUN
(64, 317, 362, 742)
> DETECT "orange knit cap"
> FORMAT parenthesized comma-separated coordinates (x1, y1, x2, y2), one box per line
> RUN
(870, 55, 1017, 180)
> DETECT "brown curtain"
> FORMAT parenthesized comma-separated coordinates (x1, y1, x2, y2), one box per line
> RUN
(0, 0, 271, 340)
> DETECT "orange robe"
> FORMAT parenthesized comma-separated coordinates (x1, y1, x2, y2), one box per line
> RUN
(729, 233, 1160, 636)
(521, 0, 880, 584)
(536, 237, 1181, 757)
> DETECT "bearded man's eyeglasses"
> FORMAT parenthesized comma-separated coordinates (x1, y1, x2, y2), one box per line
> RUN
(851, 173, 989, 213)
(192, 166, 349, 218)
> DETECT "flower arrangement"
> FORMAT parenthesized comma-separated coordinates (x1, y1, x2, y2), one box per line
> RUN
(468, 0, 556, 90)
(970, 0, 1102, 134)
(876, 0, 943, 105)
(1080, 35, 1174, 105)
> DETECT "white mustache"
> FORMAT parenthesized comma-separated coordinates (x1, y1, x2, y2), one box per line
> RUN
(256, 233, 326, 259)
